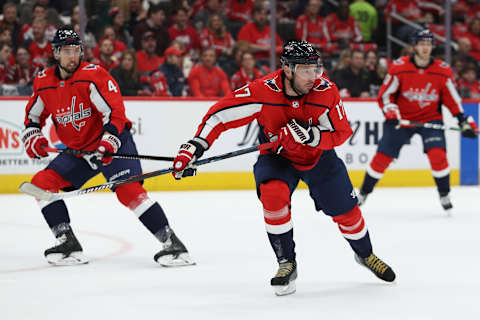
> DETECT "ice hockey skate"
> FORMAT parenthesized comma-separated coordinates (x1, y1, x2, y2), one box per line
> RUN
(270, 259, 297, 296)
(355, 253, 395, 282)
(440, 194, 453, 215)
(44, 229, 88, 266)
(154, 228, 195, 267)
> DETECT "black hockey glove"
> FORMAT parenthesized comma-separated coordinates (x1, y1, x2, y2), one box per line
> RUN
(456, 113, 478, 139)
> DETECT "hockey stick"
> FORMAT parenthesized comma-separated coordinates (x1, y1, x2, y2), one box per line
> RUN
(398, 120, 480, 134)
(19, 142, 274, 202)
(43, 147, 175, 162)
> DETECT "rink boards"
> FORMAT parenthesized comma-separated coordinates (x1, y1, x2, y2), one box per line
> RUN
(0, 98, 478, 193)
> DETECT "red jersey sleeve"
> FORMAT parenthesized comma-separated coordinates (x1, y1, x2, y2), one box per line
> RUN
(439, 64, 463, 117)
(377, 64, 401, 112)
(194, 84, 263, 147)
(87, 66, 128, 136)
(24, 71, 51, 129)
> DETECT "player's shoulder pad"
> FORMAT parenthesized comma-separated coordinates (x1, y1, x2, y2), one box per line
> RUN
(313, 76, 335, 92)
(431, 58, 453, 75)
(389, 56, 411, 73)
(33, 66, 55, 87)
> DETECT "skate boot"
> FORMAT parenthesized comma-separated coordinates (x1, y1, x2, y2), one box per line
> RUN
(44, 229, 88, 266)
(357, 190, 368, 206)
(154, 227, 195, 267)
(439, 193, 453, 215)
(270, 259, 297, 296)
(355, 253, 395, 282)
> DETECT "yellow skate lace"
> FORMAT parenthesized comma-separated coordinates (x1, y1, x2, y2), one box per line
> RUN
(365, 254, 388, 274)
(275, 262, 294, 278)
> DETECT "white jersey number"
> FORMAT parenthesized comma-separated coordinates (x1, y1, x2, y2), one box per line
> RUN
(234, 85, 251, 98)
(108, 80, 118, 93)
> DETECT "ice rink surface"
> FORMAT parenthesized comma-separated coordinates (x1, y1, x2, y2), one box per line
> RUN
(1, 186, 479, 320)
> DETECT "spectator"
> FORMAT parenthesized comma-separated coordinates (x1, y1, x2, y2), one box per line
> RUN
(463, 18, 480, 60)
(325, 0, 363, 50)
(133, 3, 170, 57)
(109, 7, 132, 49)
(329, 48, 351, 79)
(169, 7, 202, 59)
(193, 0, 225, 33)
(454, 37, 478, 72)
(349, 0, 377, 42)
(23, 17, 53, 69)
(20, 3, 57, 43)
(152, 46, 186, 97)
(200, 13, 235, 72)
(237, 3, 283, 64)
(0, 3, 21, 51)
(333, 49, 370, 98)
(72, 23, 96, 61)
(0, 25, 12, 45)
(110, 49, 144, 96)
(127, 0, 147, 34)
(136, 31, 163, 86)
(295, 0, 331, 54)
(364, 49, 386, 96)
(385, 0, 425, 42)
(91, 38, 119, 72)
(93, 25, 127, 61)
(457, 66, 480, 99)
(225, 0, 254, 38)
(230, 51, 262, 91)
(0, 42, 13, 83)
(188, 47, 230, 97)
(223, 40, 250, 78)
(5, 46, 38, 96)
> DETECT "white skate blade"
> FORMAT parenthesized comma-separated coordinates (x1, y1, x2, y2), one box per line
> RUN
(46, 252, 89, 266)
(273, 280, 296, 296)
(156, 252, 195, 267)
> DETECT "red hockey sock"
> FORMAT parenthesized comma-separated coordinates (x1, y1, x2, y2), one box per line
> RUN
(260, 180, 292, 234)
(426, 148, 449, 178)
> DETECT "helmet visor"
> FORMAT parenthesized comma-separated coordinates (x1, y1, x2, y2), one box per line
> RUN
(294, 63, 323, 80)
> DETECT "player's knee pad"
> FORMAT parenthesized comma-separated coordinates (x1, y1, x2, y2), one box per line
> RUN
(332, 206, 367, 240)
(367, 152, 393, 178)
(115, 182, 151, 211)
(260, 180, 292, 234)
(427, 148, 449, 178)
(31, 169, 71, 192)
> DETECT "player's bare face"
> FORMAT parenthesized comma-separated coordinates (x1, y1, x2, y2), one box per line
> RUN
(58, 45, 81, 74)
(293, 64, 321, 94)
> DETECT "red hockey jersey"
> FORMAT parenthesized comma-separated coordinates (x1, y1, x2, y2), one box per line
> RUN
(378, 56, 463, 122)
(193, 70, 353, 170)
(24, 62, 131, 151)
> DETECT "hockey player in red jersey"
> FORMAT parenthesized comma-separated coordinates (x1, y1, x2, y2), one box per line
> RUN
(172, 40, 396, 296)
(21, 28, 194, 267)
(358, 29, 478, 213)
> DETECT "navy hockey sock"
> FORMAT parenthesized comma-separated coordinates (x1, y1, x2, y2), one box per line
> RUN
(360, 173, 379, 195)
(267, 230, 296, 262)
(41, 200, 71, 231)
(345, 231, 373, 259)
(434, 175, 450, 196)
(136, 202, 169, 237)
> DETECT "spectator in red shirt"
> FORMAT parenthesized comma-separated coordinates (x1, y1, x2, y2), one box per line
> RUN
(0, 42, 13, 83)
(91, 38, 119, 72)
(325, 0, 363, 50)
(193, 0, 225, 33)
(230, 51, 262, 90)
(169, 7, 202, 59)
(6, 45, 38, 85)
(225, 0, 254, 38)
(93, 25, 127, 61)
(188, 47, 231, 97)
(20, 3, 57, 43)
(136, 31, 163, 86)
(237, 3, 283, 63)
(200, 13, 235, 72)
(133, 3, 170, 56)
(457, 66, 480, 98)
(295, 0, 331, 54)
(22, 17, 52, 69)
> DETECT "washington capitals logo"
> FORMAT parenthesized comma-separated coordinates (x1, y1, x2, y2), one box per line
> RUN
(402, 83, 439, 108)
(264, 76, 281, 92)
(55, 96, 91, 131)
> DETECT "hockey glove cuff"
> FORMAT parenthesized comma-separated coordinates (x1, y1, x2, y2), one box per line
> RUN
(173, 138, 208, 180)
(383, 104, 401, 126)
(456, 113, 478, 139)
(21, 127, 49, 159)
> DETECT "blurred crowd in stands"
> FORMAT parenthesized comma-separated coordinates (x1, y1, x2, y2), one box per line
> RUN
(0, 0, 479, 99)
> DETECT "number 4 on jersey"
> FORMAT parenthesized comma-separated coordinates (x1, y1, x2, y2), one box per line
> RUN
(108, 80, 118, 93)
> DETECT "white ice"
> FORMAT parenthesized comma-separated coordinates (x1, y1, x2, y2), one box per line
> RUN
(1, 186, 480, 319)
